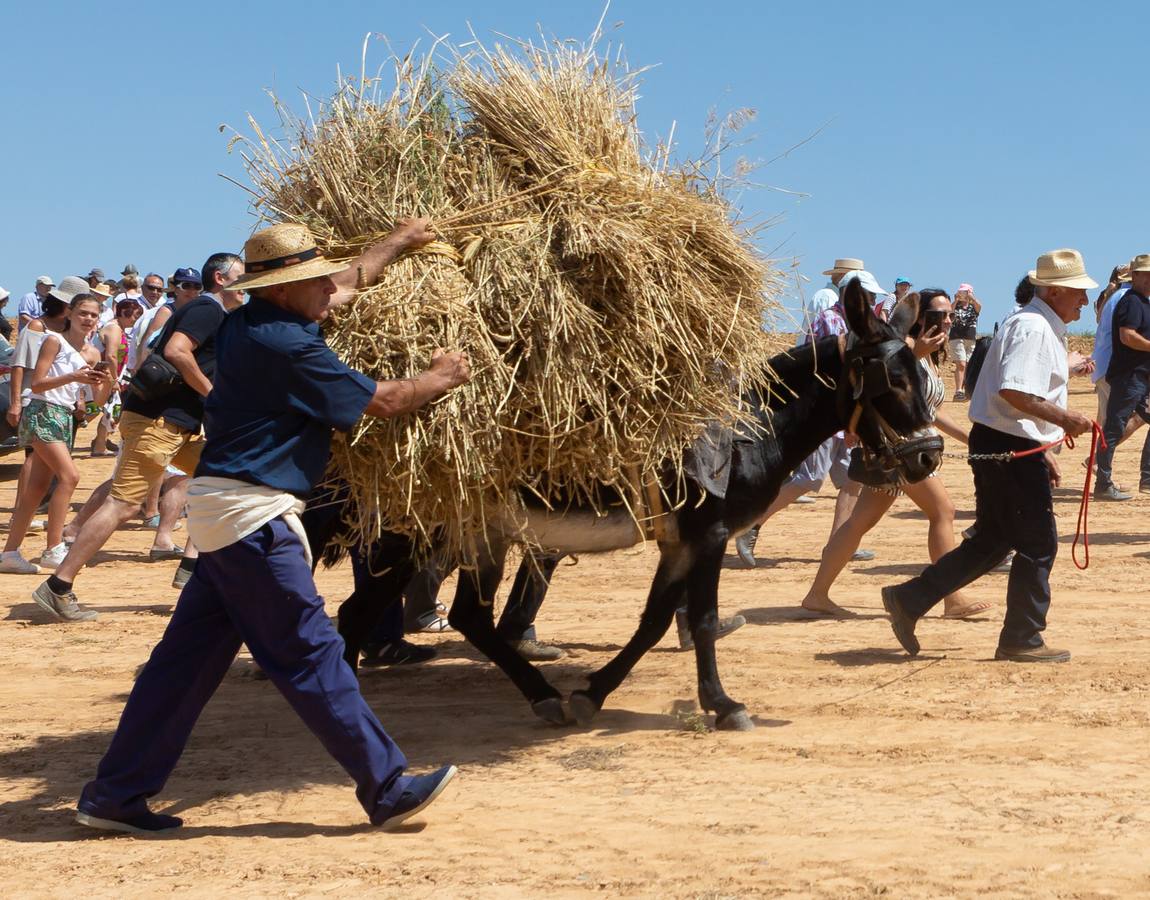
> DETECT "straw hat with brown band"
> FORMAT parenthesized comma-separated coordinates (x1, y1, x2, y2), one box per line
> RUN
(230, 223, 351, 292)
(822, 257, 864, 277)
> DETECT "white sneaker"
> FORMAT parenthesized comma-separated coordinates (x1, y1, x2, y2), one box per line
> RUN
(39, 542, 69, 568)
(0, 551, 42, 575)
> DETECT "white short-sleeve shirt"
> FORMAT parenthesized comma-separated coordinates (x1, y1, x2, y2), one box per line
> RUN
(969, 297, 1068, 443)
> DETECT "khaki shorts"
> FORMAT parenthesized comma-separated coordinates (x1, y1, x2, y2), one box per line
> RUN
(110, 411, 204, 505)
(948, 338, 975, 364)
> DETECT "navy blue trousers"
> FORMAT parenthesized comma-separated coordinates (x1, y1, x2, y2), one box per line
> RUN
(1096, 371, 1150, 490)
(79, 517, 408, 824)
(889, 424, 1058, 649)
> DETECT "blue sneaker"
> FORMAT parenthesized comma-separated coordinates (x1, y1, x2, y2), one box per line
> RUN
(377, 765, 458, 830)
(76, 806, 183, 835)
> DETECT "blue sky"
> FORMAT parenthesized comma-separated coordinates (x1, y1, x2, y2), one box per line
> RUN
(1, 0, 1141, 331)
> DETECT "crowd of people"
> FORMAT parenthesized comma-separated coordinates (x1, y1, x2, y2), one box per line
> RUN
(0, 237, 1141, 835)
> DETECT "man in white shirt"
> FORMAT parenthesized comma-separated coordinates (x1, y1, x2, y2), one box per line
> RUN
(17, 276, 55, 331)
(882, 249, 1095, 663)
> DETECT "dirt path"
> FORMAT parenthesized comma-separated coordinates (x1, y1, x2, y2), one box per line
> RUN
(2, 382, 1148, 898)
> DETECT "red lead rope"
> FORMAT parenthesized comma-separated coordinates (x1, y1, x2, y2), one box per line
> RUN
(1070, 422, 1107, 570)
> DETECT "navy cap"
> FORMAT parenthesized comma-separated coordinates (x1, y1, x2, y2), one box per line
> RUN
(173, 267, 202, 286)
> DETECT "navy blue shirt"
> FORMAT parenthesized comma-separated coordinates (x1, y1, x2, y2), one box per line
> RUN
(1106, 288, 1150, 382)
(196, 298, 376, 497)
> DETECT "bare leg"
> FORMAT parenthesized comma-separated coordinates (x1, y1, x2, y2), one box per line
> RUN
(53, 495, 140, 584)
(33, 441, 80, 549)
(801, 488, 894, 616)
(954, 361, 966, 396)
(902, 477, 992, 618)
(3, 454, 55, 555)
(831, 479, 861, 534)
(92, 415, 111, 454)
(64, 478, 114, 542)
(757, 477, 819, 526)
(142, 479, 162, 521)
(153, 474, 189, 552)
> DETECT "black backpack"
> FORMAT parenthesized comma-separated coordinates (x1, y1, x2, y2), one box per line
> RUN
(963, 327, 996, 396)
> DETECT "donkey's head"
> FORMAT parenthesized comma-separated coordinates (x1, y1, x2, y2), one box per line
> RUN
(837, 279, 942, 485)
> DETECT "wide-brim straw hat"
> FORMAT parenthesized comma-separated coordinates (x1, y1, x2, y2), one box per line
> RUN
(231, 223, 350, 291)
(48, 275, 93, 303)
(90, 282, 113, 298)
(1129, 254, 1150, 273)
(822, 257, 864, 276)
(1028, 248, 1098, 289)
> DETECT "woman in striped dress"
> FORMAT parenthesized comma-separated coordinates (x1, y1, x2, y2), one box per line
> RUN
(798, 289, 991, 619)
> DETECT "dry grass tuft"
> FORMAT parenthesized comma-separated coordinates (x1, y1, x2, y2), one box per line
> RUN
(231, 33, 788, 558)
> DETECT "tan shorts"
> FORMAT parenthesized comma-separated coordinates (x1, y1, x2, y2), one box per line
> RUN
(948, 338, 975, 364)
(110, 411, 204, 505)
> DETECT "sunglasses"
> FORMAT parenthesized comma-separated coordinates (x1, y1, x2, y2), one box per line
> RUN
(177, 282, 202, 291)
(143, 284, 164, 291)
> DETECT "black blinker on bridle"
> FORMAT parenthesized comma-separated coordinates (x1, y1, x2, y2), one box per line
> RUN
(841, 335, 942, 484)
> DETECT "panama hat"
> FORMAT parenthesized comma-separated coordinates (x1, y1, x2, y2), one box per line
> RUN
(90, 281, 113, 298)
(1129, 254, 1150, 273)
(230, 223, 349, 291)
(1027, 248, 1098, 289)
(822, 257, 864, 277)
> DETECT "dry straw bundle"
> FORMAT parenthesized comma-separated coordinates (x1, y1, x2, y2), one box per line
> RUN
(233, 33, 786, 558)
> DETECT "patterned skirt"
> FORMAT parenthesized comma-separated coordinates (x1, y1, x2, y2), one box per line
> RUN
(19, 398, 74, 445)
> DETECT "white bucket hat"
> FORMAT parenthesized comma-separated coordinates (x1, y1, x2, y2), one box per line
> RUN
(1028, 249, 1098, 289)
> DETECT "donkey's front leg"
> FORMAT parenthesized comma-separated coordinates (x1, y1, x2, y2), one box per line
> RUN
(569, 543, 691, 727)
(687, 537, 754, 732)
(447, 543, 568, 726)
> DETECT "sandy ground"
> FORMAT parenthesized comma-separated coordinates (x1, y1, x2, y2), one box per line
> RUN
(1, 378, 1148, 898)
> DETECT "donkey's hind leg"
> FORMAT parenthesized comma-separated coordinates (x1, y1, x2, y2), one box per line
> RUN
(336, 533, 417, 671)
(568, 543, 693, 727)
(447, 543, 568, 726)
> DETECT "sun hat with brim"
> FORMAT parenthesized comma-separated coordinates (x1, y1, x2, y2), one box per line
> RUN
(230, 223, 350, 291)
(822, 257, 865, 277)
(1027, 248, 1098, 289)
(90, 282, 113, 298)
(837, 269, 885, 296)
(48, 275, 94, 303)
(1129, 254, 1150, 273)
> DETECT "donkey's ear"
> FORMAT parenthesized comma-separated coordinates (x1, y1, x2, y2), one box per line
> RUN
(840, 277, 881, 340)
(889, 292, 920, 338)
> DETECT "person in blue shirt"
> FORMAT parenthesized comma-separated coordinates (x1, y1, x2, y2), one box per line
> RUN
(76, 219, 471, 835)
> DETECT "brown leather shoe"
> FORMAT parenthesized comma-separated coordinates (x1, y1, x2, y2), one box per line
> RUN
(881, 586, 920, 656)
(994, 642, 1071, 663)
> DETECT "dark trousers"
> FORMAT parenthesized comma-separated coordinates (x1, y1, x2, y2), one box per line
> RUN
(79, 518, 408, 824)
(890, 424, 1058, 649)
(1096, 371, 1150, 490)
(399, 551, 562, 641)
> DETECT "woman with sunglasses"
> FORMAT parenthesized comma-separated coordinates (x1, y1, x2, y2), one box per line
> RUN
(1, 293, 114, 576)
(797, 289, 991, 620)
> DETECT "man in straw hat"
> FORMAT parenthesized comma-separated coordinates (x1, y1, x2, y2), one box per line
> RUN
(75, 218, 470, 835)
(1093, 253, 1150, 500)
(882, 248, 1095, 663)
(801, 257, 865, 333)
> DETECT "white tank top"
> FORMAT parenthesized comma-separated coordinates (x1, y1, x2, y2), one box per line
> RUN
(31, 335, 89, 409)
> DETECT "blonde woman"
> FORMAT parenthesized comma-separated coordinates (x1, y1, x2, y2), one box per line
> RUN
(799, 290, 991, 619)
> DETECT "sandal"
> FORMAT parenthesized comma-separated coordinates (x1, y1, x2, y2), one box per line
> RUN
(149, 546, 186, 561)
(941, 599, 993, 620)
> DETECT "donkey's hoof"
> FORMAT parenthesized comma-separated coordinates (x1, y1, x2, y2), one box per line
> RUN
(568, 690, 601, 727)
(531, 697, 571, 726)
(716, 708, 755, 732)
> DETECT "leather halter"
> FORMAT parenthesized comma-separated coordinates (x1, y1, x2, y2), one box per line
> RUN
(838, 333, 943, 480)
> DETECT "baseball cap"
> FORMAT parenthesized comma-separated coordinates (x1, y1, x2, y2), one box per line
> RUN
(36, 275, 55, 287)
(894, 276, 911, 286)
(838, 269, 885, 296)
(173, 267, 202, 286)
(957, 282, 974, 293)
